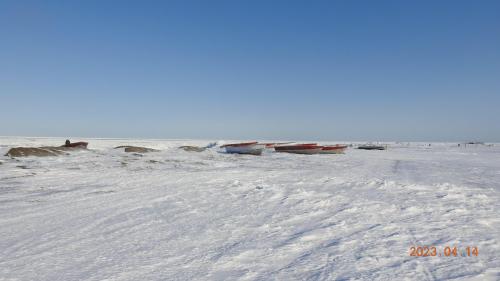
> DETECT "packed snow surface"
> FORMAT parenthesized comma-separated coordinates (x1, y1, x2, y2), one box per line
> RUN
(1, 137, 499, 280)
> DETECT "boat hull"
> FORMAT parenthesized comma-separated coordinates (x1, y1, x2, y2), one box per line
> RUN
(261, 142, 293, 148)
(63, 142, 88, 148)
(225, 144, 265, 155)
(358, 145, 386, 150)
(274, 145, 323, 154)
(276, 148, 323, 154)
(320, 146, 347, 154)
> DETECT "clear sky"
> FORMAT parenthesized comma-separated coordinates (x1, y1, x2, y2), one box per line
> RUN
(1, 0, 499, 141)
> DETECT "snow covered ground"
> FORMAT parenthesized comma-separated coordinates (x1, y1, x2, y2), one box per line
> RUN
(0, 137, 499, 281)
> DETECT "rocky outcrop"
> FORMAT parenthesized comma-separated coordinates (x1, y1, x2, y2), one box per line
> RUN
(179, 146, 206, 152)
(114, 146, 159, 153)
(5, 146, 86, 157)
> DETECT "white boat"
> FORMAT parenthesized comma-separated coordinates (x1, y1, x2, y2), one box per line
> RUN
(221, 142, 266, 155)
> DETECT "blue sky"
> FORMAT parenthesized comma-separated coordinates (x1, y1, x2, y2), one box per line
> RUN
(1, 0, 499, 141)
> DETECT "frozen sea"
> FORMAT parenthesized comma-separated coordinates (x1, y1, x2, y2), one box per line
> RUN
(0, 137, 499, 281)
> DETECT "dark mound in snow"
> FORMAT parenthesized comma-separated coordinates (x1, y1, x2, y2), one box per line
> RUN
(5, 146, 87, 157)
(114, 146, 159, 153)
(179, 146, 206, 152)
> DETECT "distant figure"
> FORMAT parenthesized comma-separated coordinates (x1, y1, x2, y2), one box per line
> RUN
(65, 139, 71, 147)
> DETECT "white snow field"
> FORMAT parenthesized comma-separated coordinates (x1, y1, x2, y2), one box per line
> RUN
(0, 137, 499, 281)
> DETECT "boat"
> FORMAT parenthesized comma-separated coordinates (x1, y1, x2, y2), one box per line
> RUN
(221, 142, 266, 155)
(62, 141, 88, 148)
(274, 144, 323, 154)
(220, 141, 258, 148)
(260, 142, 293, 148)
(358, 145, 386, 150)
(319, 145, 348, 154)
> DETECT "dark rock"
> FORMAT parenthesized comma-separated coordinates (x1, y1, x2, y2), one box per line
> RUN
(6, 147, 64, 157)
(114, 146, 159, 153)
(5, 146, 87, 157)
(179, 146, 206, 152)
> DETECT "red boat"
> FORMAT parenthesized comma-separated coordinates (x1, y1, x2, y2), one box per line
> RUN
(274, 144, 323, 154)
(260, 142, 293, 148)
(319, 145, 348, 154)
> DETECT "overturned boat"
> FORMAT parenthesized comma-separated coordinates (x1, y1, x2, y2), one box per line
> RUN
(221, 142, 266, 155)
(358, 145, 386, 150)
(274, 144, 323, 154)
(62, 140, 88, 149)
(260, 142, 293, 148)
(62, 142, 88, 148)
(319, 145, 348, 154)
